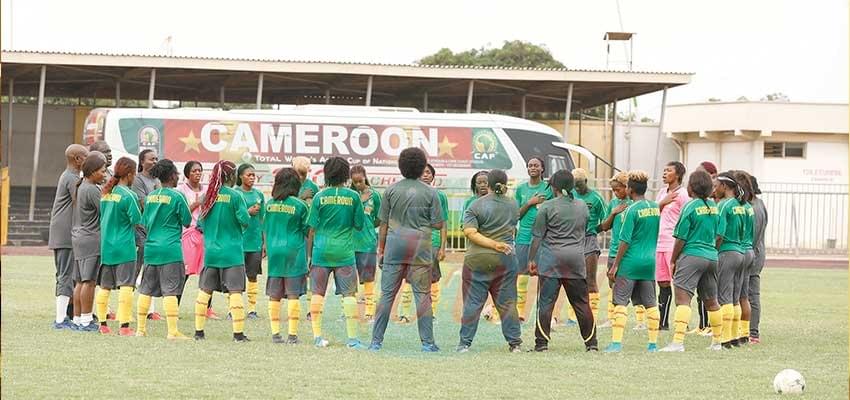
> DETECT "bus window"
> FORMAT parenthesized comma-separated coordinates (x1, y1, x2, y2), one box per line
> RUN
(504, 128, 576, 178)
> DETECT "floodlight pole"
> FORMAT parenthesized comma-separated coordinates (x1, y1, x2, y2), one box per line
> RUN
(466, 80, 475, 113)
(6, 78, 13, 169)
(115, 80, 121, 106)
(563, 83, 573, 140)
(28, 66, 46, 221)
(147, 68, 156, 108)
(521, 95, 527, 118)
(365, 76, 373, 106)
(256, 73, 264, 109)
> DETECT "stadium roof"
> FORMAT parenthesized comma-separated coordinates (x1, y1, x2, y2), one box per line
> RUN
(0, 49, 692, 112)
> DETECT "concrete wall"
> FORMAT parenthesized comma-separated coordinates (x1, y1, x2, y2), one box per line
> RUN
(612, 122, 679, 177)
(1, 103, 79, 186)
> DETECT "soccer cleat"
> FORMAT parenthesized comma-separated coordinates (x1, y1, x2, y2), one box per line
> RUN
(167, 332, 191, 341)
(233, 333, 250, 343)
(397, 316, 411, 324)
(530, 344, 549, 352)
(586, 345, 599, 352)
(707, 343, 723, 351)
(699, 328, 713, 337)
(509, 344, 522, 353)
(118, 327, 136, 337)
(603, 342, 623, 353)
(272, 334, 286, 344)
(147, 312, 163, 321)
(721, 342, 734, 350)
(206, 309, 221, 320)
(368, 342, 382, 352)
(246, 311, 259, 320)
(598, 320, 613, 329)
(749, 336, 761, 344)
(99, 325, 113, 335)
(659, 325, 670, 331)
(135, 330, 147, 337)
(730, 339, 740, 347)
(456, 344, 471, 353)
(686, 327, 701, 335)
(647, 343, 658, 352)
(78, 323, 99, 332)
(193, 331, 206, 341)
(286, 335, 300, 345)
(632, 322, 648, 331)
(564, 319, 578, 328)
(738, 337, 749, 345)
(52, 318, 73, 330)
(421, 343, 441, 353)
(346, 339, 367, 350)
(659, 343, 685, 352)
(314, 337, 329, 348)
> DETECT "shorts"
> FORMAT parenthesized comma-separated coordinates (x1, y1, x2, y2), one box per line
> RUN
(310, 265, 358, 297)
(738, 250, 755, 300)
(515, 244, 531, 275)
(355, 252, 377, 283)
(583, 235, 601, 257)
(612, 276, 657, 308)
(672, 255, 718, 301)
(244, 252, 263, 279)
(54, 248, 75, 297)
(139, 262, 185, 297)
(717, 251, 745, 305)
(655, 251, 673, 282)
(99, 262, 137, 289)
(430, 247, 442, 283)
(73, 256, 101, 283)
(266, 275, 307, 299)
(199, 266, 246, 293)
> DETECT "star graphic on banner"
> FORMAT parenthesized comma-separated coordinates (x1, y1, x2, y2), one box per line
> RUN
(438, 136, 458, 158)
(179, 130, 201, 153)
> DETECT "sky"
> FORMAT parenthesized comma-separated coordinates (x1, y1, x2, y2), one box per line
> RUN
(2, 0, 847, 119)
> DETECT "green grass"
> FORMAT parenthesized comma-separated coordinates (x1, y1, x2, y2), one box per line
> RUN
(2, 256, 847, 399)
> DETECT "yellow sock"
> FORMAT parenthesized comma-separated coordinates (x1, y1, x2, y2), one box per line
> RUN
(246, 281, 259, 314)
(163, 296, 180, 336)
(430, 282, 441, 317)
(287, 300, 300, 336)
(606, 290, 614, 321)
(567, 302, 577, 322)
(96, 288, 110, 322)
(118, 286, 134, 325)
(399, 283, 412, 318)
(364, 281, 376, 317)
(229, 293, 245, 334)
(672, 305, 691, 344)
(136, 294, 151, 334)
(720, 304, 734, 343)
(708, 308, 723, 344)
(589, 292, 600, 322)
(731, 304, 742, 341)
(516, 275, 530, 318)
(268, 299, 281, 336)
(646, 306, 660, 345)
(310, 294, 325, 338)
(635, 305, 646, 323)
(194, 291, 211, 332)
(343, 296, 358, 340)
(742, 319, 750, 340)
(611, 305, 627, 343)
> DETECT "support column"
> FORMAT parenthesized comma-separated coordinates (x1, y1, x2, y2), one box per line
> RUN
(28, 66, 46, 221)
(219, 86, 225, 108)
(652, 86, 669, 188)
(6, 78, 13, 169)
(365, 76, 373, 106)
(325, 88, 331, 105)
(256, 73, 264, 109)
(423, 91, 429, 112)
(115, 80, 121, 107)
(521, 95, 527, 118)
(563, 83, 574, 139)
(466, 80, 474, 113)
(147, 68, 156, 108)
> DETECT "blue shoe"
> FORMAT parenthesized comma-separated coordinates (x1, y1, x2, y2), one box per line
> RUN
(314, 336, 329, 348)
(346, 339, 367, 350)
(421, 343, 441, 353)
(52, 318, 72, 330)
(564, 319, 578, 327)
(647, 343, 658, 352)
(368, 342, 382, 352)
(603, 342, 622, 353)
(78, 323, 99, 332)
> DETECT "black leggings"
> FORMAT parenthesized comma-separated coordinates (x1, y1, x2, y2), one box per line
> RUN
(535, 276, 597, 349)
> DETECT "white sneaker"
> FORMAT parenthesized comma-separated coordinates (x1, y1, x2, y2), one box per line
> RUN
(598, 320, 613, 328)
(632, 322, 647, 331)
(707, 343, 722, 351)
(659, 343, 685, 352)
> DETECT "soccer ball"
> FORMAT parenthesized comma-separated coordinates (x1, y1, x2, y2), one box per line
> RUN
(773, 369, 805, 395)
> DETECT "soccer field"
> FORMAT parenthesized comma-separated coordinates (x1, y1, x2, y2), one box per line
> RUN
(1, 256, 847, 399)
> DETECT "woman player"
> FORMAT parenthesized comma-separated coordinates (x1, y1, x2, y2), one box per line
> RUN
(458, 169, 522, 353)
(733, 170, 755, 345)
(604, 171, 662, 353)
(714, 171, 747, 349)
(192, 160, 251, 342)
(132, 149, 162, 320)
(97, 157, 142, 336)
(237, 163, 265, 319)
(351, 165, 381, 321)
(176, 161, 217, 318)
(528, 169, 597, 352)
(420, 163, 449, 318)
(571, 168, 606, 324)
(307, 156, 367, 349)
(70, 152, 107, 331)
(136, 159, 192, 339)
(514, 157, 553, 323)
(264, 168, 310, 344)
(659, 170, 724, 352)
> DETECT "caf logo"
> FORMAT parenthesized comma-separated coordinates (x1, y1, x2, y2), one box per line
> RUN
(138, 126, 160, 148)
(473, 131, 498, 160)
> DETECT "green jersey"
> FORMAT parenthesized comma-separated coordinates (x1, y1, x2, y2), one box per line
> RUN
(199, 186, 250, 268)
(299, 179, 320, 202)
(237, 187, 265, 252)
(431, 190, 449, 248)
(616, 199, 660, 280)
(717, 198, 746, 254)
(742, 203, 754, 250)
(143, 187, 192, 266)
(607, 198, 633, 258)
(308, 187, 365, 267)
(572, 188, 606, 235)
(515, 181, 554, 245)
(100, 185, 143, 265)
(264, 196, 310, 278)
(673, 199, 719, 261)
(353, 189, 381, 253)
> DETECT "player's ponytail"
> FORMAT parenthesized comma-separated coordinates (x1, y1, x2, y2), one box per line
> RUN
(732, 170, 754, 204)
(717, 172, 741, 203)
(199, 160, 236, 220)
(103, 157, 136, 195)
(488, 169, 508, 195)
(549, 169, 575, 199)
(688, 170, 714, 208)
(150, 159, 178, 185)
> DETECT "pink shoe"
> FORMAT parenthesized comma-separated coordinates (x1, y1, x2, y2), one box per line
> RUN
(749, 336, 760, 344)
(99, 325, 113, 335)
(147, 312, 163, 321)
(206, 309, 221, 320)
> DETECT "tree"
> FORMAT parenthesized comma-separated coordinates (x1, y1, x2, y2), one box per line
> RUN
(761, 92, 790, 102)
(417, 40, 565, 69)
(708, 97, 722, 102)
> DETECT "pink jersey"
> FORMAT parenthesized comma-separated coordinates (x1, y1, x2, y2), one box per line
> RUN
(655, 185, 689, 252)
(176, 182, 206, 228)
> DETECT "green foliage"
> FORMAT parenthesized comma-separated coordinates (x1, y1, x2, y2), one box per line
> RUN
(418, 40, 565, 69)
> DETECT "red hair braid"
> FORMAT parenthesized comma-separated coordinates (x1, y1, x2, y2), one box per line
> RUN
(199, 160, 236, 220)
